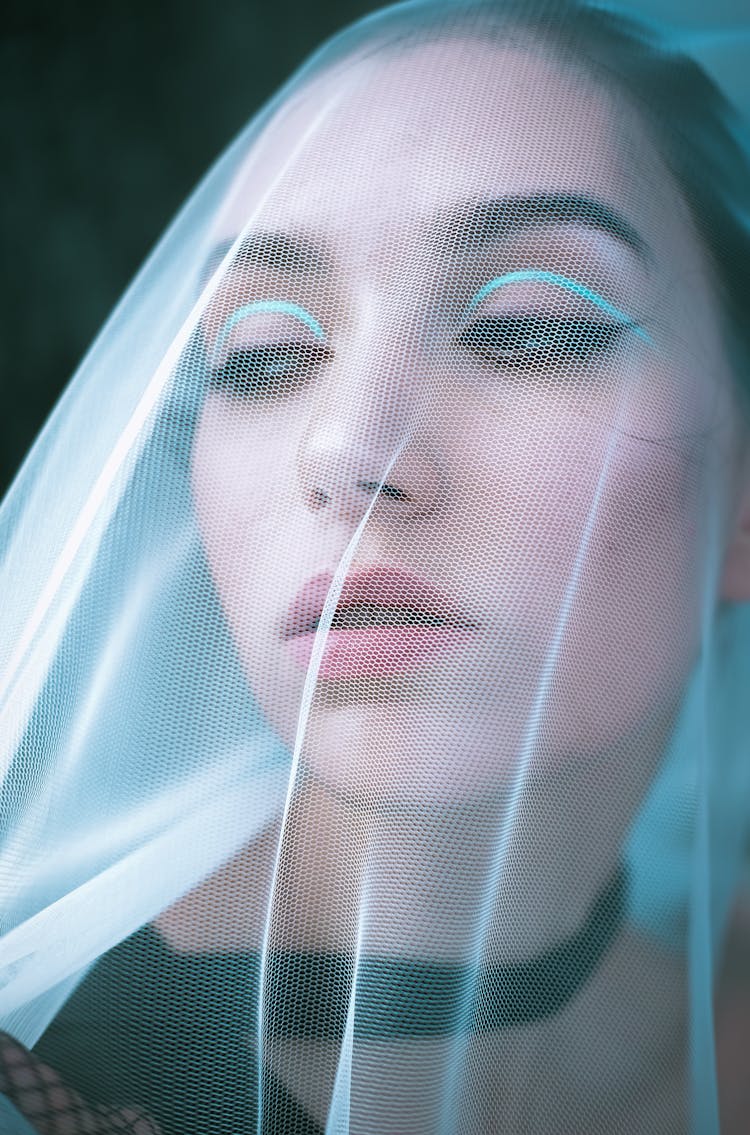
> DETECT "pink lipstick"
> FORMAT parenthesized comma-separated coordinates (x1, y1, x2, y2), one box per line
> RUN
(281, 566, 479, 679)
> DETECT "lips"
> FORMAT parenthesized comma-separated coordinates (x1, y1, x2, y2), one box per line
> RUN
(281, 567, 479, 679)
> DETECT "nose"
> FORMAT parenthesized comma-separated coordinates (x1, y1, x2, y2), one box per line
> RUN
(296, 357, 446, 525)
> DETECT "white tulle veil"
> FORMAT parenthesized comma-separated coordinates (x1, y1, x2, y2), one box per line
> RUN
(1, 2, 749, 1132)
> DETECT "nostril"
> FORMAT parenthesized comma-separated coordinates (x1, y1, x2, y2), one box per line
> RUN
(298, 437, 444, 521)
(357, 480, 411, 501)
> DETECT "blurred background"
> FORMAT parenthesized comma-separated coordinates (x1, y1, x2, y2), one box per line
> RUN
(1, 0, 748, 498)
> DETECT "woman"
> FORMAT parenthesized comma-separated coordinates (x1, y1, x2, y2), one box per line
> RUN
(0, 0, 748, 1131)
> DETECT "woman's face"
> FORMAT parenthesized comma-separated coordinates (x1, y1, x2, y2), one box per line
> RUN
(190, 36, 737, 804)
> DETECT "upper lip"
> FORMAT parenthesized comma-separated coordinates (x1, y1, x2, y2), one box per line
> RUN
(281, 566, 478, 639)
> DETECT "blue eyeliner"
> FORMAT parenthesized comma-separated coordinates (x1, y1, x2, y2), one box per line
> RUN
(467, 270, 652, 345)
(212, 299, 326, 364)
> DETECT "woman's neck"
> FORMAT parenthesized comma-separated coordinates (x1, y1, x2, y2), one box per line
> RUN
(154, 701, 676, 961)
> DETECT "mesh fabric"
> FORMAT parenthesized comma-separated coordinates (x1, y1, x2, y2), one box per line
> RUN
(1, 1, 750, 1131)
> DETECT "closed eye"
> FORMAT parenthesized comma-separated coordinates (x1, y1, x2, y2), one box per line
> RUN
(455, 316, 630, 371)
(208, 341, 333, 399)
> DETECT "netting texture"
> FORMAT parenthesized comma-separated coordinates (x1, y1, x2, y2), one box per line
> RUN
(1, 1, 750, 1131)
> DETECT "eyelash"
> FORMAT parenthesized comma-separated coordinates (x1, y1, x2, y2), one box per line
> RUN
(455, 316, 629, 370)
(207, 317, 630, 400)
(208, 341, 333, 399)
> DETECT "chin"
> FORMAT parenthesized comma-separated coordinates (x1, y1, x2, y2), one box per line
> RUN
(295, 689, 547, 808)
(247, 640, 685, 808)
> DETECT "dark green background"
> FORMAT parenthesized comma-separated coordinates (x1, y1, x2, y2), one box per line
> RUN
(0, 0, 374, 497)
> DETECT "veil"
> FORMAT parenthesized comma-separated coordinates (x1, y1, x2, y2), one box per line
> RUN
(1, 1, 749, 1131)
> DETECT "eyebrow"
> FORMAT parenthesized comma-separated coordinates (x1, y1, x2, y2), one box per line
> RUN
(430, 193, 650, 263)
(199, 229, 332, 288)
(199, 192, 649, 290)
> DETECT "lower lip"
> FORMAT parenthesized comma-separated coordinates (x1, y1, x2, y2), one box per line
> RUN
(284, 626, 478, 679)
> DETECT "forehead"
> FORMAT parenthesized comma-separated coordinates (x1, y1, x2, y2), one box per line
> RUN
(216, 36, 672, 253)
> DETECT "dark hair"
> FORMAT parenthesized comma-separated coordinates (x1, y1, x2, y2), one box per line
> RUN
(325, 0, 750, 413)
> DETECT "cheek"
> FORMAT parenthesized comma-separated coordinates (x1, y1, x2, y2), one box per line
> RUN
(563, 439, 702, 731)
(190, 399, 299, 613)
(557, 440, 707, 762)
(457, 393, 705, 754)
